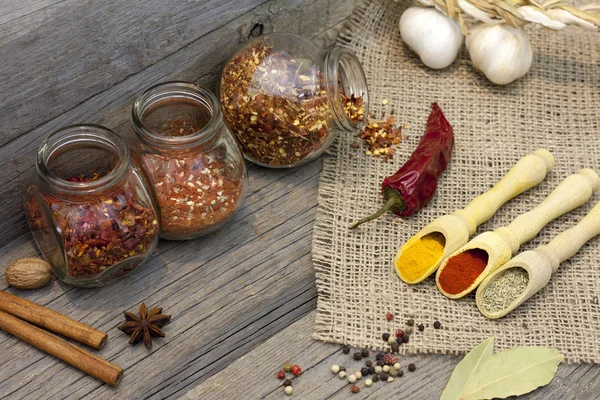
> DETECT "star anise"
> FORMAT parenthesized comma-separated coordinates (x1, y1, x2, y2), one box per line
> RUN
(118, 303, 171, 349)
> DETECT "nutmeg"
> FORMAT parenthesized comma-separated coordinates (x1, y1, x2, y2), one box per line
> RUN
(4, 258, 53, 289)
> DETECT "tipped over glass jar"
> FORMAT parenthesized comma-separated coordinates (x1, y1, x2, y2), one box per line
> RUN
(129, 82, 248, 240)
(220, 33, 369, 168)
(23, 125, 160, 287)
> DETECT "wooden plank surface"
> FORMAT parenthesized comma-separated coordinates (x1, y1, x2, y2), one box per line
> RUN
(186, 311, 600, 400)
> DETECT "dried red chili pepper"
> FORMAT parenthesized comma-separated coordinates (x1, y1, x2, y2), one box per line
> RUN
(350, 103, 454, 229)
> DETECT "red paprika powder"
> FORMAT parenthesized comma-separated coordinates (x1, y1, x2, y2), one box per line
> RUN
(437, 248, 489, 295)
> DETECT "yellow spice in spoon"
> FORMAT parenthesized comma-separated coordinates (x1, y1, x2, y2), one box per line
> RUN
(395, 232, 445, 282)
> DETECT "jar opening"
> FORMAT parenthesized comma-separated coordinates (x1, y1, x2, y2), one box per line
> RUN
(131, 82, 222, 148)
(37, 124, 130, 193)
(325, 47, 369, 132)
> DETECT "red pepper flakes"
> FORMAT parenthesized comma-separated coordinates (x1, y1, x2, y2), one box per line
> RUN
(220, 39, 333, 166)
(24, 176, 158, 279)
(353, 114, 403, 162)
(341, 92, 365, 124)
(142, 150, 243, 238)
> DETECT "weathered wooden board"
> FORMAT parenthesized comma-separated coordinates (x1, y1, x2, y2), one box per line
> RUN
(0, 0, 356, 247)
(186, 311, 600, 399)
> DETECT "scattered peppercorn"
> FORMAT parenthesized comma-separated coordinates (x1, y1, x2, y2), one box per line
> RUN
(434, 320, 442, 329)
(351, 385, 360, 393)
(382, 365, 390, 373)
(365, 359, 372, 367)
(277, 370, 286, 380)
(372, 374, 380, 383)
(391, 343, 399, 352)
(361, 349, 369, 358)
(386, 313, 394, 321)
(361, 367, 369, 376)
(339, 366, 346, 372)
(408, 363, 416, 372)
(388, 335, 397, 345)
(331, 365, 340, 374)
(418, 323, 425, 332)
(339, 371, 347, 379)
(389, 367, 398, 377)
(283, 362, 293, 372)
(355, 370, 362, 379)
(393, 362, 401, 370)
(376, 353, 384, 360)
(365, 378, 373, 387)
(398, 369, 404, 377)
(406, 309, 415, 318)
(342, 345, 351, 354)
(405, 327, 413, 335)
(368, 366, 375, 375)
(283, 379, 292, 387)
(379, 372, 388, 381)
(406, 319, 415, 326)
(382, 332, 390, 341)
(377, 360, 385, 367)
(395, 328, 404, 338)
(396, 337, 403, 344)
(348, 374, 357, 383)
(285, 385, 293, 395)
(375, 366, 383, 374)
(353, 352, 363, 361)
(402, 336, 409, 344)
(291, 365, 302, 376)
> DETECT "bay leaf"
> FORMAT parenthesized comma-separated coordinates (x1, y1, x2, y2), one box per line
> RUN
(440, 337, 494, 400)
(460, 346, 564, 400)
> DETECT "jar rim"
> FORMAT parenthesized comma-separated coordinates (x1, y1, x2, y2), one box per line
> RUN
(36, 124, 131, 194)
(324, 47, 369, 132)
(131, 81, 222, 148)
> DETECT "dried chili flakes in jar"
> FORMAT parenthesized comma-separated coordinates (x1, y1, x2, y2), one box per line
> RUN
(220, 33, 369, 168)
(23, 125, 160, 287)
(130, 82, 247, 240)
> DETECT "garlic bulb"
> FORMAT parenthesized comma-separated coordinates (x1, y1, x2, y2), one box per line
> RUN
(466, 23, 533, 85)
(399, 7, 463, 70)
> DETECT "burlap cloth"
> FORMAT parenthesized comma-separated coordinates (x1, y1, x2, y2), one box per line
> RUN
(312, 0, 600, 363)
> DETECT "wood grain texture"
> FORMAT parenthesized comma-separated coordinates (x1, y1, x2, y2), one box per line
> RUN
(0, 0, 355, 247)
(186, 311, 600, 399)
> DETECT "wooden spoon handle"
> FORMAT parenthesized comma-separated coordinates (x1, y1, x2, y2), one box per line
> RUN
(503, 169, 600, 247)
(457, 149, 554, 234)
(538, 199, 600, 271)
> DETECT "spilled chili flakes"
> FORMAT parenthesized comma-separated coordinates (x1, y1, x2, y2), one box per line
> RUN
(341, 92, 365, 124)
(354, 114, 403, 162)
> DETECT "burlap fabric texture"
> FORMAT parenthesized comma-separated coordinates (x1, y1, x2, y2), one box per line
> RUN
(312, 0, 600, 363)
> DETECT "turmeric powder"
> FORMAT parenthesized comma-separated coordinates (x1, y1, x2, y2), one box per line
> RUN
(396, 232, 445, 282)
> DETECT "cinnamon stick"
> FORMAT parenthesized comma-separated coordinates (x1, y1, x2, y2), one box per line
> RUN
(0, 311, 122, 386)
(0, 291, 107, 350)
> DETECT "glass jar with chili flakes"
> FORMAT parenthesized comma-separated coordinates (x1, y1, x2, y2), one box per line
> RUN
(220, 32, 370, 168)
(129, 82, 248, 240)
(23, 125, 160, 287)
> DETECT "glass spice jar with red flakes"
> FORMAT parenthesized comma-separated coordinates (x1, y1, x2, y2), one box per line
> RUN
(129, 82, 247, 240)
(23, 125, 160, 287)
(220, 33, 370, 168)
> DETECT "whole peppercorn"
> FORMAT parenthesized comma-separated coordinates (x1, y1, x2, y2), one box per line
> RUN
(291, 365, 302, 376)
(365, 359, 372, 367)
(376, 360, 384, 367)
(382, 365, 390, 373)
(391, 343, 400, 352)
(405, 327, 413, 335)
(361, 367, 369, 376)
(406, 319, 415, 326)
(388, 335, 397, 345)
(277, 370, 286, 380)
(393, 362, 401, 370)
(365, 378, 373, 387)
(406, 309, 415, 318)
(339, 371, 347, 379)
(379, 372, 388, 381)
(283, 379, 292, 387)
(386, 313, 394, 321)
(361, 349, 369, 358)
(348, 374, 357, 383)
(382, 332, 390, 341)
(434, 320, 442, 329)
(375, 365, 383, 374)
(376, 353, 384, 361)
(368, 366, 375, 375)
(372, 374, 380, 383)
(398, 369, 404, 377)
(283, 362, 293, 373)
(351, 385, 360, 393)
(339, 366, 346, 372)
(342, 345, 351, 354)
(389, 367, 398, 377)
(418, 323, 425, 332)
(408, 363, 416, 372)
(331, 365, 340, 374)
(285, 385, 293, 395)
(395, 328, 405, 338)
(355, 370, 363, 379)
(353, 352, 363, 361)
(402, 335, 409, 344)
(396, 337, 403, 344)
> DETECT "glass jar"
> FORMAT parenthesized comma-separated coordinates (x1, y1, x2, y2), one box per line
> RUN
(23, 125, 160, 287)
(220, 32, 369, 168)
(129, 82, 248, 240)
